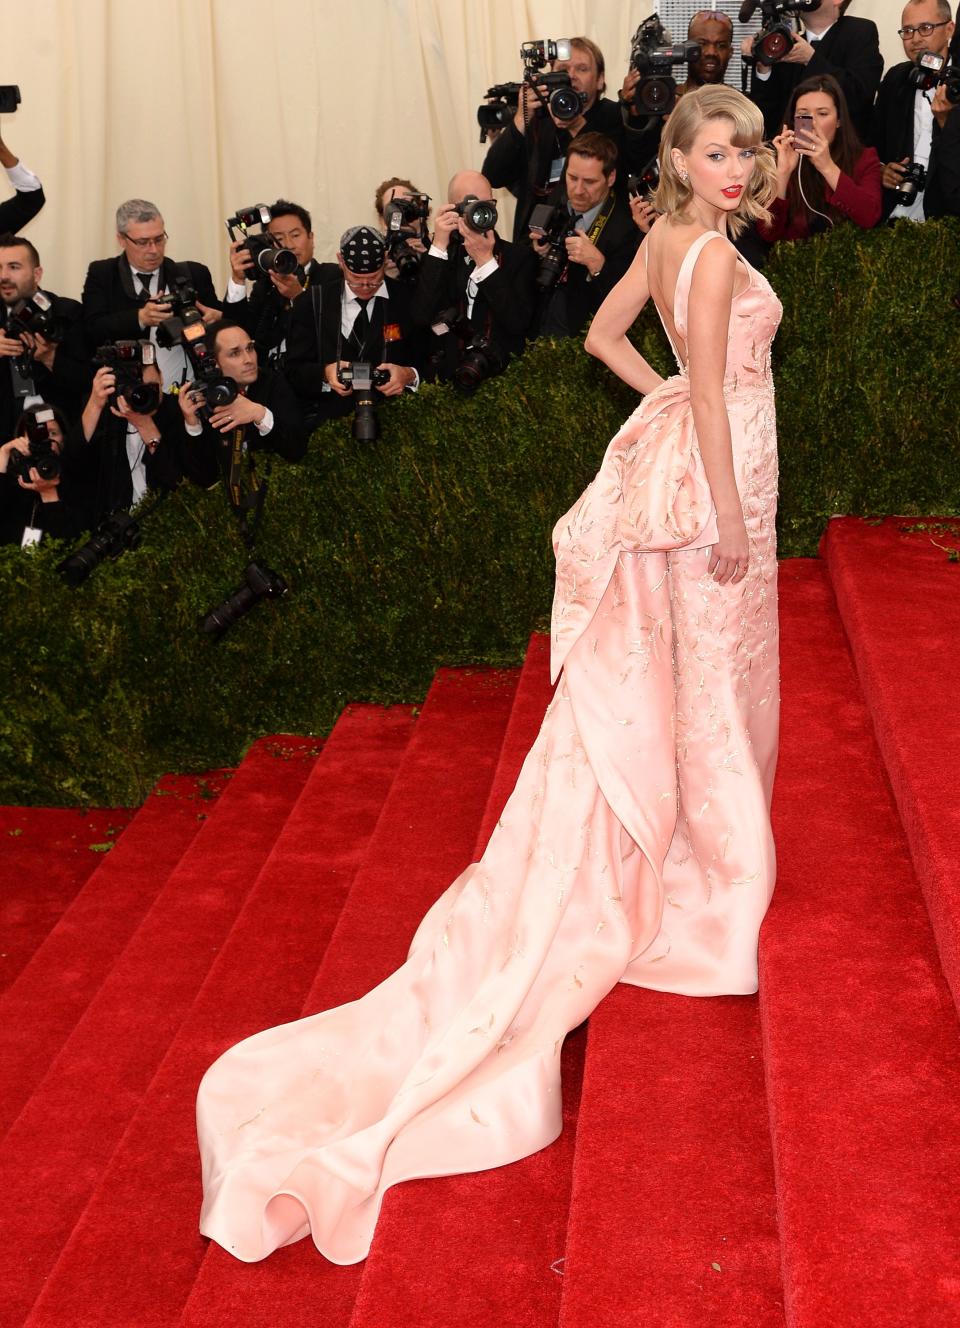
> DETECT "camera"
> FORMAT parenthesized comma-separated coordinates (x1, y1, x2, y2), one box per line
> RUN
(0, 86, 20, 115)
(453, 338, 509, 395)
(337, 362, 391, 442)
(453, 195, 498, 234)
(894, 160, 927, 204)
(628, 156, 661, 202)
(7, 405, 61, 482)
(528, 202, 579, 291)
(383, 193, 431, 281)
(199, 561, 288, 640)
(93, 339, 162, 415)
(58, 510, 141, 586)
(477, 82, 521, 142)
(910, 51, 960, 104)
(629, 16, 701, 116)
(155, 267, 239, 415)
(738, 0, 822, 66)
(226, 204, 300, 278)
(5, 291, 63, 344)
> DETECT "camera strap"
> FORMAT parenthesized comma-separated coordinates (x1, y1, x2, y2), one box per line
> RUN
(224, 425, 269, 549)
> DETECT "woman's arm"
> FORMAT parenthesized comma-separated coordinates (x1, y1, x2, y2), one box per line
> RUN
(825, 147, 883, 229)
(583, 242, 666, 395)
(686, 243, 748, 585)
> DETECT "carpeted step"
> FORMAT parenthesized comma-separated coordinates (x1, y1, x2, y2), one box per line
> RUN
(822, 516, 960, 1017)
(0, 804, 134, 994)
(0, 772, 228, 1142)
(760, 558, 960, 1327)
(349, 633, 585, 1328)
(0, 737, 318, 1328)
(22, 707, 414, 1328)
(179, 665, 519, 1328)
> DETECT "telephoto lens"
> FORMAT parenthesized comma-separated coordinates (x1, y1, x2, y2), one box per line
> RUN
(200, 561, 289, 639)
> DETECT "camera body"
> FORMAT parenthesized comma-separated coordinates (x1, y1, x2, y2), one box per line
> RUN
(155, 268, 239, 416)
(477, 38, 584, 139)
(895, 160, 927, 204)
(629, 17, 701, 115)
(93, 339, 162, 415)
(478, 82, 521, 141)
(200, 560, 288, 640)
(628, 156, 661, 202)
(383, 194, 431, 281)
(336, 363, 391, 442)
(910, 52, 960, 104)
(226, 204, 300, 279)
(337, 362, 390, 392)
(5, 291, 62, 344)
(528, 202, 579, 291)
(746, 0, 822, 66)
(453, 337, 509, 395)
(0, 86, 20, 115)
(8, 405, 61, 482)
(58, 511, 141, 587)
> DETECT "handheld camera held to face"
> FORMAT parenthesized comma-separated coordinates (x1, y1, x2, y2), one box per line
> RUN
(382, 193, 431, 281)
(93, 339, 161, 415)
(629, 15, 701, 116)
(738, 0, 822, 66)
(6, 405, 60, 483)
(226, 205, 301, 278)
(910, 51, 960, 104)
(477, 37, 585, 141)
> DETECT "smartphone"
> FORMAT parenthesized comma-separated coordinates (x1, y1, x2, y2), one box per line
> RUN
(794, 110, 815, 144)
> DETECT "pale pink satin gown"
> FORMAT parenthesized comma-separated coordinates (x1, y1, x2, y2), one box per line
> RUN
(196, 229, 783, 1265)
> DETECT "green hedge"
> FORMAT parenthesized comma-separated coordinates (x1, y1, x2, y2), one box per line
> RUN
(2, 217, 959, 806)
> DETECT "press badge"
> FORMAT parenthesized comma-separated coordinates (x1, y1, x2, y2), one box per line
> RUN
(21, 525, 42, 548)
(548, 155, 565, 184)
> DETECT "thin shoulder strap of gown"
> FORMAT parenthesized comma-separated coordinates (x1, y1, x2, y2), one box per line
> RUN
(674, 231, 727, 341)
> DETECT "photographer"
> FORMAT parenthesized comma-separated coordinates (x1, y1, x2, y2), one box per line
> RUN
(225, 199, 320, 362)
(0, 403, 80, 546)
(176, 320, 307, 488)
(760, 73, 882, 240)
(285, 226, 425, 426)
(871, 0, 960, 220)
(410, 171, 537, 389)
(483, 37, 626, 241)
(67, 353, 184, 526)
(0, 126, 44, 233)
(531, 133, 638, 339)
(374, 178, 431, 280)
(0, 233, 88, 440)
(745, 0, 884, 142)
(81, 199, 222, 389)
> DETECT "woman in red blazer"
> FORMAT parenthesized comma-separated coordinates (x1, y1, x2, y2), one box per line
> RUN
(760, 73, 882, 241)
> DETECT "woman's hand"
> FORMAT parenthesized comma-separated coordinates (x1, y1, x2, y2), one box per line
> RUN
(795, 120, 838, 187)
(772, 125, 800, 187)
(709, 513, 749, 585)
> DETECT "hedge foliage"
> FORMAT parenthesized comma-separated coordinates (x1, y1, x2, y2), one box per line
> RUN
(2, 218, 958, 806)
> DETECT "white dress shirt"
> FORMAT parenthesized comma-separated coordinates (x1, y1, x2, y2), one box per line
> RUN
(130, 266, 188, 390)
(5, 161, 42, 193)
(890, 89, 934, 222)
(426, 245, 499, 319)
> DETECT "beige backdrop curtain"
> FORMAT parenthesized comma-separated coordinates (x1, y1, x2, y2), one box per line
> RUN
(1, 0, 903, 299)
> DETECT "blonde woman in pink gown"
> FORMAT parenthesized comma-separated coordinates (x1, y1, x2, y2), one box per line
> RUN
(196, 85, 782, 1266)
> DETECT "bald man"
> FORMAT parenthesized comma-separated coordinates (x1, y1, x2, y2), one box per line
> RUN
(682, 10, 734, 92)
(410, 170, 538, 389)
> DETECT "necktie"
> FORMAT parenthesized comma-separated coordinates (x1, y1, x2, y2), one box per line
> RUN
(352, 299, 371, 349)
(137, 274, 153, 299)
(808, 35, 820, 46)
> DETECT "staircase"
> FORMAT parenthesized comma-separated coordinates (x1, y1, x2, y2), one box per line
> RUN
(3, 517, 959, 1328)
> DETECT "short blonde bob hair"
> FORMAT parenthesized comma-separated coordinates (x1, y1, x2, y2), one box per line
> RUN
(653, 86, 777, 238)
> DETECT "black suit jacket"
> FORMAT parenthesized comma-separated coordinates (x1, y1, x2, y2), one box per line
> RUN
(0, 291, 89, 441)
(227, 258, 324, 360)
(176, 367, 308, 489)
(0, 184, 45, 234)
(749, 17, 884, 143)
(63, 393, 185, 526)
(285, 263, 427, 403)
(409, 234, 538, 369)
(81, 255, 221, 350)
(533, 191, 639, 338)
(870, 61, 960, 219)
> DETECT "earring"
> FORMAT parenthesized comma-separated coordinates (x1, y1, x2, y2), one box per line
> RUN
(679, 168, 689, 183)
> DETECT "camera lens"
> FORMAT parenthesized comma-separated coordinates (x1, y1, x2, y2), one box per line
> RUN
(757, 29, 792, 63)
(256, 246, 299, 276)
(548, 86, 582, 122)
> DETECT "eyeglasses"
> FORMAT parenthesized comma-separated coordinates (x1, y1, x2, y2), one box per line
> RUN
(123, 231, 168, 249)
(898, 21, 949, 37)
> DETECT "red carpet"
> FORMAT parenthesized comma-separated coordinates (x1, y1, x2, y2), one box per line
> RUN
(763, 558, 960, 1327)
(0, 805, 133, 994)
(822, 517, 960, 1016)
(5, 545, 960, 1326)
